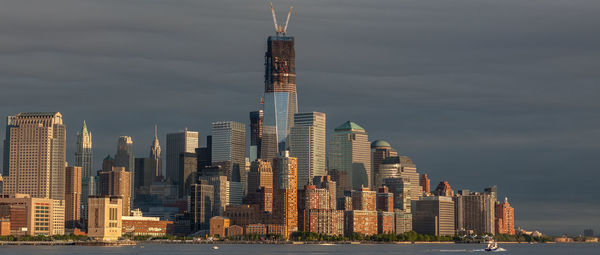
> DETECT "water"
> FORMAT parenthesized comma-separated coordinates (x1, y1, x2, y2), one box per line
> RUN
(0, 243, 597, 255)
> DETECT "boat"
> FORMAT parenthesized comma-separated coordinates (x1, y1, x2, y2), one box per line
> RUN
(485, 241, 500, 252)
(212, 246, 219, 250)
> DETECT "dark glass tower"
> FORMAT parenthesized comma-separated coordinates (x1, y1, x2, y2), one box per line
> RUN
(262, 35, 297, 160)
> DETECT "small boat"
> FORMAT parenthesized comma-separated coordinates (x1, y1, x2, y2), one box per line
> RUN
(212, 246, 219, 250)
(485, 241, 500, 252)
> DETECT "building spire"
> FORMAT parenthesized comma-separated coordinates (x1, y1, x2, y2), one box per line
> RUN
(154, 124, 157, 139)
(81, 120, 88, 134)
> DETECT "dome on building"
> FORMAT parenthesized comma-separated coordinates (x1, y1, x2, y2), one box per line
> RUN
(371, 140, 391, 148)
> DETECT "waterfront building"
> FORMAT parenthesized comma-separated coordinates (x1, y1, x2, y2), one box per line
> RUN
(304, 209, 344, 236)
(209, 216, 230, 237)
(65, 166, 82, 229)
(289, 112, 326, 189)
(74, 121, 93, 220)
(328, 121, 371, 189)
(178, 152, 197, 199)
(394, 210, 413, 234)
(420, 174, 431, 195)
(272, 151, 298, 238)
(371, 140, 397, 188)
(122, 212, 173, 237)
(166, 129, 199, 192)
(247, 159, 274, 193)
(412, 196, 455, 236)
(98, 167, 132, 216)
(433, 181, 454, 197)
(3, 112, 66, 200)
(261, 33, 298, 159)
(87, 195, 122, 241)
(249, 110, 263, 161)
(378, 211, 395, 234)
(0, 194, 65, 236)
(495, 197, 515, 235)
(345, 210, 378, 236)
(211, 121, 246, 187)
(454, 190, 496, 234)
(224, 204, 262, 227)
(378, 156, 421, 200)
(190, 180, 214, 231)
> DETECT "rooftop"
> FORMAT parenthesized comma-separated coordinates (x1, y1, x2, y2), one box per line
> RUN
(371, 140, 392, 148)
(334, 121, 365, 132)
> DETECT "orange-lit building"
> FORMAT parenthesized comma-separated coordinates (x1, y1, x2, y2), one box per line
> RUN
(0, 194, 65, 236)
(495, 198, 515, 235)
(0, 219, 10, 236)
(224, 204, 262, 226)
(377, 211, 395, 234)
(122, 213, 173, 237)
(209, 216, 230, 237)
(352, 187, 376, 211)
(345, 210, 377, 236)
(65, 166, 82, 230)
(420, 174, 431, 195)
(433, 181, 454, 197)
(376, 186, 393, 212)
(272, 152, 297, 238)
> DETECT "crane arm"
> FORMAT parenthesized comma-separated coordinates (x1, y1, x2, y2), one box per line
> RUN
(283, 6, 293, 34)
(270, 2, 279, 33)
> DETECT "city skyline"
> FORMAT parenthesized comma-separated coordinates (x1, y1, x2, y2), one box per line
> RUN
(1, 0, 599, 235)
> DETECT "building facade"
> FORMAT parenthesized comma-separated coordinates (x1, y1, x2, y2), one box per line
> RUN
(65, 166, 82, 229)
(166, 130, 199, 191)
(412, 196, 455, 236)
(0, 194, 65, 236)
(495, 197, 515, 235)
(289, 112, 326, 189)
(454, 191, 496, 234)
(98, 167, 132, 216)
(211, 121, 246, 185)
(74, 121, 93, 221)
(190, 181, 214, 231)
(378, 156, 422, 200)
(371, 140, 397, 188)
(328, 121, 371, 189)
(272, 152, 298, 238)
(114, 136, 134, 200)
(88, 196, 123, 241)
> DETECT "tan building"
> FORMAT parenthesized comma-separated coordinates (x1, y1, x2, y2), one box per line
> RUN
(65, 166, 82, 229)
(272, 151, 298, 238)
(289, 112, 327, 189)
(0, 194, 65, 236)
(98, 167, 131, 216)
(209, 216, 230, 237)
(304, 209, 344, 236)
(88, 196, 123, 241)
(328, 121, 371, 189)
(3, 112, 66, 200)
(0, 219, 10, 236)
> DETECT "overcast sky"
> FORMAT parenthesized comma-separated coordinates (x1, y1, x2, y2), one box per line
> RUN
(1, 0, 599, 235)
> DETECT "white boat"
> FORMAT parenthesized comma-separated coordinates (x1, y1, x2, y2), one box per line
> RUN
(485, 241, 500, 252)
(212, 246, 219, 250)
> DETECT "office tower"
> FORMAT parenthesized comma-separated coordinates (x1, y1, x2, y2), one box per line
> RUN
(377, 186, 394, 212)
(262, 30, 297, 159)
(98, 167, 132, 216)
(178, 152, 197, 199)
(149, 126, 163, 181)
(328, 121, 371, 189)
(0, 194, 65, 236)
(272, 151, 298, 238)
(65, 166, 82, 229)
(166, 129, 199, 186)
(379, 156, 422, 199)
(454, 191, 496, 234)
(74, 121, 93, 221)
(114, 136, 134, 198)
(197, 135, 212, 171)
(134, 158, 148, 190)
(3, 112, 66, 200)
(2, 116, 16, 176)
(420, 174, 431, 195)
(289, 112, 326, 189)
(413, 196, 455, 236)
(495, 197, 515, 235)
(211, 121, 246, 181)
(249, 110, 263, 161)
(352, 187, 377, 211)
(433, 181, 454, 197)
(200, 175, 229, 216)
(371, 140, 397, 188)
(87, 196, 123, 241)
(190, 180, 214, 231)
(247, 159, 274, 193)
(384, 177, 412, 211)
(329, 168, 351, 198)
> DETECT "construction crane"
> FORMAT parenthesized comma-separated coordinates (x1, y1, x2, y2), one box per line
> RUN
(270, 2, 293, 35)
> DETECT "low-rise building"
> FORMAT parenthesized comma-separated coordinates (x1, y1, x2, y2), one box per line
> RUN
(122, 213, 173, 236)
(0, 194, 65, 236)
(209, 216, 230, 237)
(87, 196, 123, 241)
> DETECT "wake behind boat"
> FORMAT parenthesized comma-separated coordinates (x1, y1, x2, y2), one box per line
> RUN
(484, 241, 505, 252)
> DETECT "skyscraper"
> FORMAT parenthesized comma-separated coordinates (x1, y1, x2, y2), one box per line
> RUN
(178, 152, 197, 199)
(289, 112, 326, 190)
(371, 140, 397, 188)
(420, 174, 431, 195)
(328, 121, 371, 189)
(261, 31, 297, 159)
(74, 121, 93, 220)
(190, 180, 214, 231)
(3, 112, 66, 200)
(249, 110, 263, 162)
(149, 125, 163, 181)
(495, 197, 515, 235)
(98, 166, 132, 216)
(454, 190, 496, 235)
(114, 136, 134, 200)
(166, 129, 199, 186)
(413, 196, 455, 236)
(211, 121, 246, 183)
(65, 166, 82, 229)
(379, 156, 422, 200)
(2, 116, 16, 176)
(272, 151, 298, 238)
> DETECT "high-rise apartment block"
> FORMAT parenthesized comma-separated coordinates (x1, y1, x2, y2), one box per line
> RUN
(454, 190, 495, 234)
(272, 151, 298, 238)
(3, 112, 66, 201)
(98, 167, 132, 216)
(166, 130, 199, 190)
(65, 166, 82, 229)
(413, 196, 455, 236)
(371, 140, 397, 188)
(289, 112, 326, 189)
(352, 187, 376, 211)
(376, 186, 394, 213)
(87, 196, 123, 241)
(495, 197, 515, 235)
(328, 121, 371, 190)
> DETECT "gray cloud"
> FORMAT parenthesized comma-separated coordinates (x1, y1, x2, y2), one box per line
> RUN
(1, 0, 599, 235)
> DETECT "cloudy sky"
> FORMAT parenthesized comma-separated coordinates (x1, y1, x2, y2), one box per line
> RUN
(1, 0, 599, 235)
